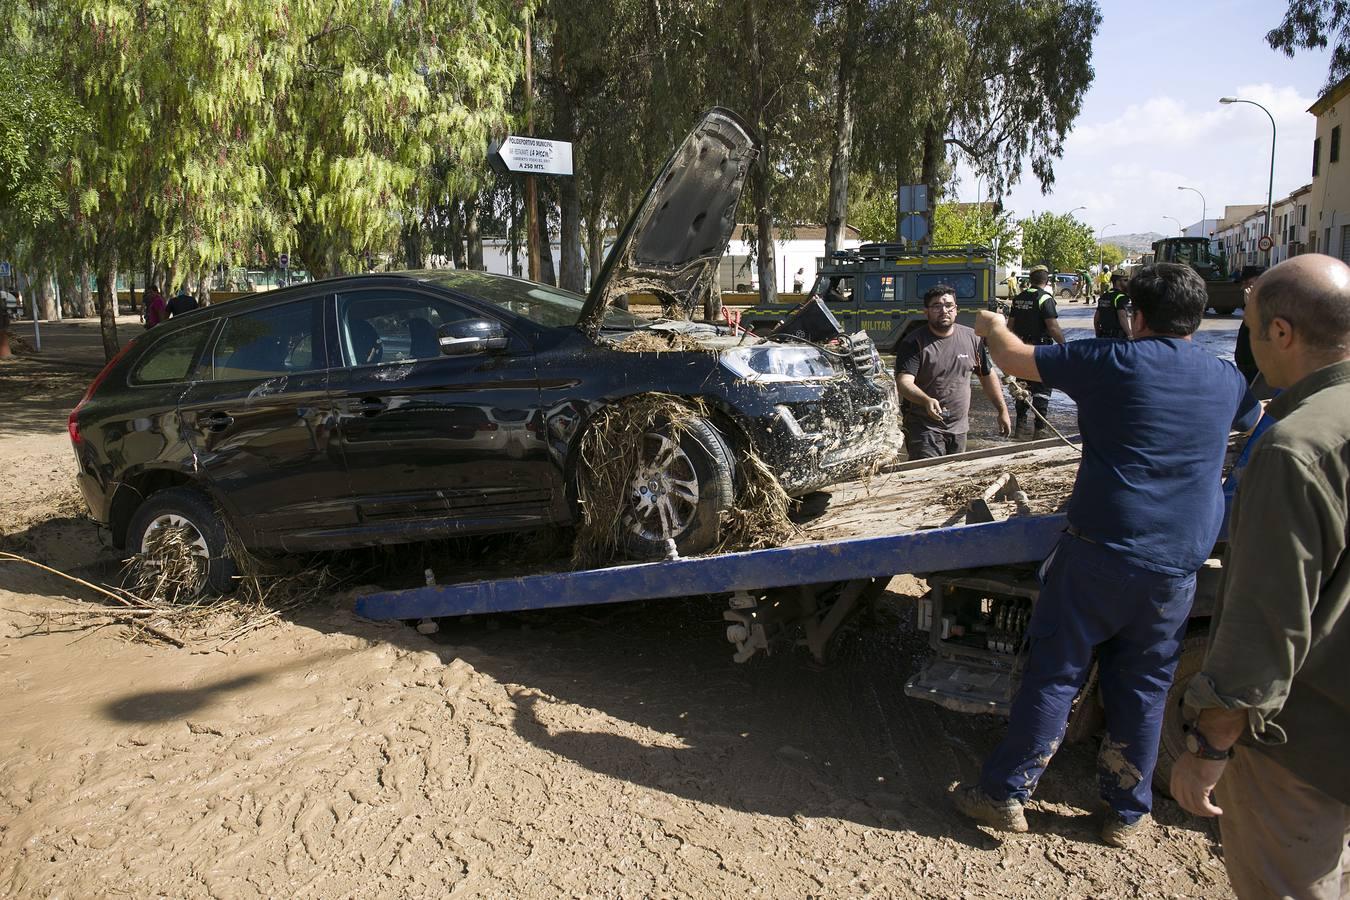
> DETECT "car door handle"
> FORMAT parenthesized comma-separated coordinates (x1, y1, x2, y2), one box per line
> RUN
(199, 411, 234, 431)
(358, 397, 386, 416)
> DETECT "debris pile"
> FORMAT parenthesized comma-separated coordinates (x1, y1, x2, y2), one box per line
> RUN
(607, 330, 710, 353)
(571, 393, 795, 567)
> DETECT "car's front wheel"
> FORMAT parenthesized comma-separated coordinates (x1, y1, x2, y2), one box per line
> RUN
(621, 418, 735, 559)
(127, 487, 236, 598)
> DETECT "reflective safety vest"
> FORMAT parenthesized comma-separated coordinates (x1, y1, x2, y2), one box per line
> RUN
(1010, 288, 1054, 344)
(1096, 290, 1130, 338)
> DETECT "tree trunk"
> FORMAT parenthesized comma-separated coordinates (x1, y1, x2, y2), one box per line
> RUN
(58, 269, 77, 318)
(96, 258, 120, 361)
(465, 199, 484, 270)
(559, 175, 585, 292)
(536, 200, 557, 286)
(585, 207, 605, 288)
(747, 6, 777, 305)
(37, 270, 58, 320)
(402, 219, 425, 269)
(79, 259, 95, 317)
(449, 199, 467, 269)
(824, 0, 863, 257)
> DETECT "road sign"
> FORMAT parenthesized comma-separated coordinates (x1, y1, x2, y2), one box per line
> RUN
(900, 213, 930, 243)
(278, 252, 290, 270)
(0, 262, 10, 278)
(1257, 235, 1274, 252)
(489, 136, 574, 176)
(898, 184, 928, 214)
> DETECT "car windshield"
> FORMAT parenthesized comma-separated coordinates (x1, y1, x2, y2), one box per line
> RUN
(425, 271, 646, 330)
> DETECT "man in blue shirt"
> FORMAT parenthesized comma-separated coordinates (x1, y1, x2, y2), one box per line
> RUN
(953, 263, 1261, 848)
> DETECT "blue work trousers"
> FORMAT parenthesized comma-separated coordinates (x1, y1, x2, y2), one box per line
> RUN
(978, 533, 1195, 823)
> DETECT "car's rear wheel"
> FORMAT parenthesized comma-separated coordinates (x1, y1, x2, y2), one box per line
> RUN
(1153, 632, 1209, 797)
(621, 417, 735, 559)
(127, 487, 236, 598)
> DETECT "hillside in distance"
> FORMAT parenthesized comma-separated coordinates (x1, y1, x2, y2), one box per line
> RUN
(1101, 232, 1164, 256)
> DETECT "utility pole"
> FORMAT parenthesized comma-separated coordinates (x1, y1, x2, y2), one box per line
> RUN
(523, 12, 541, 282)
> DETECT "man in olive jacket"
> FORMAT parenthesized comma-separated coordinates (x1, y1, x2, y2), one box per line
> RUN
(1172, 254, 1350, 899)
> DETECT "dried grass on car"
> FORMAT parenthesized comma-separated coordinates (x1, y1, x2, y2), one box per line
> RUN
(606, 330, 710, 353)
(571, 393, 795, 568)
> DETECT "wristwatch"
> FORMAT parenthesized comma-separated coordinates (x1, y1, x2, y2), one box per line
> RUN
(1183, 724, 1234, 761)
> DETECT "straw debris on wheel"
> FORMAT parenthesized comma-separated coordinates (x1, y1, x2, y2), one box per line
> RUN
(570, 393, 795, 567)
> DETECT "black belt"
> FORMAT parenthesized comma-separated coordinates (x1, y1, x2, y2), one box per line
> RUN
(1065, 524, 1099, 544)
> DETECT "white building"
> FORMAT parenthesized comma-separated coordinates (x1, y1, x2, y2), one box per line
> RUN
(473, 224, 865, 294)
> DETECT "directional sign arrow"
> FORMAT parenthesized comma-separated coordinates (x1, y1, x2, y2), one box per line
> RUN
(488, 135, 574, 176)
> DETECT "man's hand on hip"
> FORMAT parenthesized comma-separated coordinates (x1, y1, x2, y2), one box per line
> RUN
(1170, 753, 1227, 817)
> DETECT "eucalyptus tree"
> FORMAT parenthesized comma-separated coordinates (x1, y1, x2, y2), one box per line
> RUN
(1268, 0, 1350, 88)
(848, 0, 1100, 241)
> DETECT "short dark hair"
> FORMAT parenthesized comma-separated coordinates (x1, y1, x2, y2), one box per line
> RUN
(1127, 263, 1205, 336)
(923, 284, 956, 306)
(1029, 269, 1050, 287)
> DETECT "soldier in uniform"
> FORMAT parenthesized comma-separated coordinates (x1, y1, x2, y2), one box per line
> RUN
(1095, 272, 1133, 340)
(1007, 267, 1065, 436)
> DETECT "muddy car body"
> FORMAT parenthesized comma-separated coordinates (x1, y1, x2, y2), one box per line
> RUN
(68, 108, 898, 586)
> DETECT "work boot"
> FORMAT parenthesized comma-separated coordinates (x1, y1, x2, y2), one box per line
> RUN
(1101, 812, 1151, 848)
(952, 784, 1029, 833)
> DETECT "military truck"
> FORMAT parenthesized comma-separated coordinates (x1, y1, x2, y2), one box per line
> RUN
(1152, 236, 1245, 315)
(739, 243, 998, 351)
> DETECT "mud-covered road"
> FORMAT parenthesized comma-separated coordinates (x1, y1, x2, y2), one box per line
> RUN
(0, 341, 1236, 897)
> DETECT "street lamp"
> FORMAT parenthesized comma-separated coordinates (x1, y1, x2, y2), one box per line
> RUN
(1220, 97, 1276, 264)
(1067, 205, 1087, 219)
(1163, 215, 1184, 236)
(1177, 186, 1207, 236)
(1098, 223, 1117, 292)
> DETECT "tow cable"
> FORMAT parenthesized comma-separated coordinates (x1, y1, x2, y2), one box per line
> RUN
(1000, 373, 1082, 454)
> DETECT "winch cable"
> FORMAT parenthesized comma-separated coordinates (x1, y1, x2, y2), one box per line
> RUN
(999, 372, 1082, 454)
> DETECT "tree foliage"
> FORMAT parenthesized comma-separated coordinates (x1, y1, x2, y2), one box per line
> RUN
(0, 56, 88, 227)
(1268, 0, 1350, 89)
(1097, 242, 1126, 267)
(1020, 211, 1096, 272)
(932, 202, 1021, 265)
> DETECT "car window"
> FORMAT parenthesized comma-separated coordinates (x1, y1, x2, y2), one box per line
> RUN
(916, 273, 978, 300)
(130, 322, 214, 385)
(338, 291, 479, 366)
(812, 274, 854, 302)
(211, 298, 324, 381)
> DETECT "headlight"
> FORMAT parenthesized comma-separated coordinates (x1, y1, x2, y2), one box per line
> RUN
(720, 345, 837, 383)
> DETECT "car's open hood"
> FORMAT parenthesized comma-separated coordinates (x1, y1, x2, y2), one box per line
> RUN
(579, 107, 758, 336)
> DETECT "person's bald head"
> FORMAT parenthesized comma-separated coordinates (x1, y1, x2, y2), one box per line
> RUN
(1252, 254, 1350, 354)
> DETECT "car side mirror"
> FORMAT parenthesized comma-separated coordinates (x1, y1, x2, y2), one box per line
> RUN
(438, 319, 509, 356)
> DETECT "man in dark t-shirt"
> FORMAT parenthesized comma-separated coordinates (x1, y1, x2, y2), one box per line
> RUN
(1007, 268, 1065, 437)
(166, 289, 199, 318)
(954, 263, 1260, 849)
(896, 284, 1011, 459)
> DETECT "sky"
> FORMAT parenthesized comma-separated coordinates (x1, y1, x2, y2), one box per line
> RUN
(952, 0, 1335, 239)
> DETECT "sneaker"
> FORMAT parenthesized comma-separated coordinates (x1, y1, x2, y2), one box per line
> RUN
(952, 784, 1028, 833)
(1101, 813, 1150, 848)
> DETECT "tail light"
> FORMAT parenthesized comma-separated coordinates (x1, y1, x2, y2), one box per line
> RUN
(68, 340, 135, 447)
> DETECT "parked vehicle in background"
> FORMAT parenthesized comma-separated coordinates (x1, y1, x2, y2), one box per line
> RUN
(1152, 237, 1245, 315)
(2, 290, 22, 320)
(741, 244, 998, 351)
(1052, 272, 1083, 299)
(68, 108, 899, 594)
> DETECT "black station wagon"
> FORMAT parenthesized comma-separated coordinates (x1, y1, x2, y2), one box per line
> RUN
(69, 109, 899, 591)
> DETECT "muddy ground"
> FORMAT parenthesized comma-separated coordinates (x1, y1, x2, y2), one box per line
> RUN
(0, 331, 1234, 897)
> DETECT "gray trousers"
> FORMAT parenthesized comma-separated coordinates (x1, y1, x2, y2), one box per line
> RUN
(903, 420, 967, 460)
(1216, 746, 1350, 899)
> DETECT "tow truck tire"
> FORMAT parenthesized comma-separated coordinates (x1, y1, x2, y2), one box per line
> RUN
(1153, 632, 1208, 797)
(621, 417, 735, 560)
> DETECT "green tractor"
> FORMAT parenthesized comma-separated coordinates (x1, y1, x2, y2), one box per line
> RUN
(1152, 237, 1245, 316)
